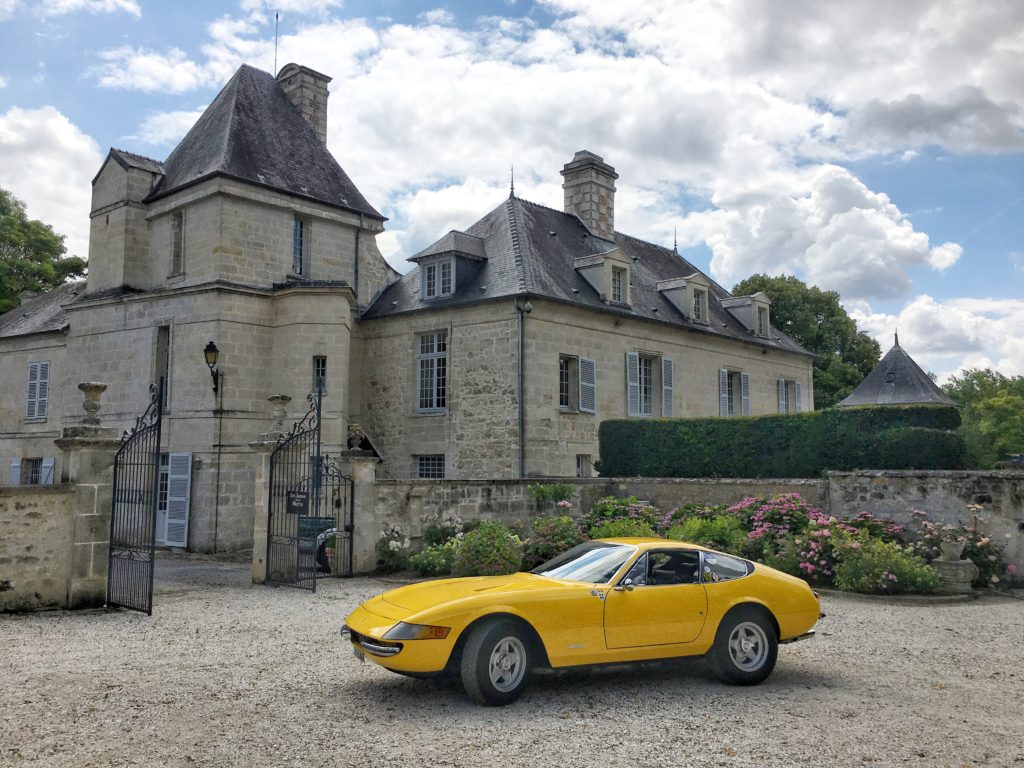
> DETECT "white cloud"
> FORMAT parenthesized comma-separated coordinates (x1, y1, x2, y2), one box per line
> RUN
(0, 106, 102, 260)
(36, 0, 140, 18)
(420, 9, 454, 25)
(851, 295, 1024, 381)
(91, 46, 213, 93)
(0, 0, 16, 20)
(0, 75, 7, 88)
(240, 0, 342, 16)
(128, 107, 207, 146)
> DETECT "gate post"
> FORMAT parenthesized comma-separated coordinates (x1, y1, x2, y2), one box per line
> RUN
(339, 450, 379, 574)
(53, 420, 120, 609)
(249, 436, 278, 584)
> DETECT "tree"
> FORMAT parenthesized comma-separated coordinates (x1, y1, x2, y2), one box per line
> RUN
(732, 274, 881, 409)
(0, 188, 86, 314)
(943, 369, 1024, 467)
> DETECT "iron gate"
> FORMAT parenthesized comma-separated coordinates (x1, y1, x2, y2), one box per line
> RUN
(266, 388, 354, 590)
(107, 382, 163, 615)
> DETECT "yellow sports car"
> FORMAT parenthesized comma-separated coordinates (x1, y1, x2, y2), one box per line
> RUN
(342, 538, 822, 705)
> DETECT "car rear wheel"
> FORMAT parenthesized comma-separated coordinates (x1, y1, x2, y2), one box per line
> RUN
(460, 619, 532, 706)
(710, 609, 778, 685)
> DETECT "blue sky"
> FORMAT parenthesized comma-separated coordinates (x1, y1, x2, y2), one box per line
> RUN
(1, 0, 1022, 380)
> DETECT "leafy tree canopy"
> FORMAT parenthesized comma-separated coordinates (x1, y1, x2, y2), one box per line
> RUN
(0, 188, 86, 314)
(942, 368, 1024, 466)
(732, 273, 881, 409)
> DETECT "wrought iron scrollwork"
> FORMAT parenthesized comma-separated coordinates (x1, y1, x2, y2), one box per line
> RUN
(117, 382, 163, 455)
(275, 391, 320, 449)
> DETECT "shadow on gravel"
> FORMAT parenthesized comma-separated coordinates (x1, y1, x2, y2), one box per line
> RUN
(340, 656, 838, 713)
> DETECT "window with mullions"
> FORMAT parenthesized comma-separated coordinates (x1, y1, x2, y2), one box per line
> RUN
(292, 216, 309, 276)
(416, 455, 445, 479)
(611, 267, 625, 303)
(313, 356, 327, 394)
(422, 258, 454, 300)
(417, 331, 448, 411)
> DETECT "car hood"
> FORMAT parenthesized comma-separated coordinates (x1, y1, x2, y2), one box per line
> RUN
(379, 572, 554, 614)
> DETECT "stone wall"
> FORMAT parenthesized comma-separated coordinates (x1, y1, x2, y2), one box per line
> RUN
(825, 471, 1023, 571)
(0, 486, 74, 610)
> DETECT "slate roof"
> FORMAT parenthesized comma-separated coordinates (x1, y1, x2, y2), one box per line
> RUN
(145, 64, 383, 220)
(363, 196, 811, 356)
(837, 335, 955, 407)
(0, 281, 85, 338)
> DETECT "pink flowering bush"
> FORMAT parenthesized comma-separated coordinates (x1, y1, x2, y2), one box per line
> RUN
(657, 503, 728, 534)
(903, 506, 1013, 587)
(521, 515, 587, 570)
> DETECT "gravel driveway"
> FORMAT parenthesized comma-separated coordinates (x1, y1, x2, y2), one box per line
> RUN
(1, 553, 1022, 768)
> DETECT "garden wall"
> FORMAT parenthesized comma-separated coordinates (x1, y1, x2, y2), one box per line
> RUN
(0, 485, 75, 610)
(365, 471, 1022, 575)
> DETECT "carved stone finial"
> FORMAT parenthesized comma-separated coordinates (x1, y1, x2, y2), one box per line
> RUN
(78, 382, 108, 425)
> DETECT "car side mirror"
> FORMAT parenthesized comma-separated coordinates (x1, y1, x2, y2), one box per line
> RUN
(614, 578, 635, 592)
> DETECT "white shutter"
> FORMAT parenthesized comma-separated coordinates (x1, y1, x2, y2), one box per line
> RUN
(37, 362, 49, 418)
(778, 378, 787, 413)
(41, 457, 55, 485)
(579, 358, 597, 414)
(626, 352, 640, 417)
(661, 357, 674, 417)
(26, 363, 38, 418)
(795, 382, 804, 413)
(164, 452, 192, 548)
(9, 458, 21, 486)
(719, 369, 729, 417)
(741, 373, 751, 416)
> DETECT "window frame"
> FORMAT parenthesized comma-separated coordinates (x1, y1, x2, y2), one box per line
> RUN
(416, 330, 448, 412)
(719, 369, 750, 417)
(415, 454, 445, 479)
(155, 325, 171, 411)
(21, 457, 42, 486)
(575, 454, 592, 478)
(170, 210, 186, 276)
(627, 352, 673, 417)
(692, 288, 707, 323)
(757, 306, 769, 337)
(26, 360, 50, 420)
(421, 257, 455, 300)
(611, 266, 626, 304)
(292, 216, 310, 276)
(313, 355, 327, 395)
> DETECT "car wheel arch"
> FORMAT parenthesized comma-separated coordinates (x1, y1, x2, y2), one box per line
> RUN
(445, 612, 551, 673)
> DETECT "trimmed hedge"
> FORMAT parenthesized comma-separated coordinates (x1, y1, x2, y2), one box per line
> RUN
(596, 405, 965, 478)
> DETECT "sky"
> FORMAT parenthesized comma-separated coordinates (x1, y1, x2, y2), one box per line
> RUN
(0, 0, 1022, 382)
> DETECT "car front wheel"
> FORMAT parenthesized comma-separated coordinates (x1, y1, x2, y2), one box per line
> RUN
(460, 619, 532, 706)
(710, 609, 778, 685)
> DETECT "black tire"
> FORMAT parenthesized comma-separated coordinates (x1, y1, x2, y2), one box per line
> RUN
(460, 619, 532, 706)
(710, 608, 778, 685)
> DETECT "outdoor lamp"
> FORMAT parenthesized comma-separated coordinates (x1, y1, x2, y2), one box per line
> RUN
(203, 340, 220, 394)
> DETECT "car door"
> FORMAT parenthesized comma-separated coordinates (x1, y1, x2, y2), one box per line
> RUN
(603, 550, 708, 649)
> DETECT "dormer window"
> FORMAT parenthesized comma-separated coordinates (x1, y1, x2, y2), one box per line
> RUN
(758, 306, 769, 337)
(611, 267, 625, 303)
(422, 257, 454, 300)
(693, 289, 706, 323)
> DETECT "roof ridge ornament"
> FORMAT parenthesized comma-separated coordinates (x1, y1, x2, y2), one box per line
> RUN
(510, 164, 515, 198)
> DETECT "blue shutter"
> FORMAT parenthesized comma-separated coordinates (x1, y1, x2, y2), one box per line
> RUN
(719, 369, 729, 417)
(579, 358, 597, 414)
(626, 352, 640, 416)
(9, 458, 21, 486)
(661, 358, 674, 417)
(41, 457, 55, 485)
(795, 382, 804, 413)
(741, 373, 750, 416)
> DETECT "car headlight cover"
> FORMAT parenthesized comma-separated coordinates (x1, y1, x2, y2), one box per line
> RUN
(383, 622, 451, 640)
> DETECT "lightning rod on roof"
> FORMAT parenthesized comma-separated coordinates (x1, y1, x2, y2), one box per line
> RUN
(274, 12, 280, 74)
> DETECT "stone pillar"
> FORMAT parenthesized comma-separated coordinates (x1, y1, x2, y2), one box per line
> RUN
(339, 450, 379, 574)
(54, 424, 120, 609)
(249, 437, 278, 584)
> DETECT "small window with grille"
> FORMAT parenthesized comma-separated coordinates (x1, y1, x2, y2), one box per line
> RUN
(415, 455, 445, 479)
(313, 355, 327, 394)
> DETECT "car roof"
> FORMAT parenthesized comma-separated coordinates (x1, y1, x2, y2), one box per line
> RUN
(596, 537, 705, 551)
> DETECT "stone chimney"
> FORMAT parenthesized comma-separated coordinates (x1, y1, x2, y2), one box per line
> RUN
(561, 150, 619, 241)
(276, 63, 332, 144)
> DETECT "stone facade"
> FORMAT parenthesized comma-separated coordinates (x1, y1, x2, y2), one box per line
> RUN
(0, 486, 74, 610)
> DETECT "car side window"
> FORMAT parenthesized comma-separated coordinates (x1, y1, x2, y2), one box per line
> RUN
(648, 550, 701, 585)
(701, 552, 753, 583)
(621, 553, 647, 586)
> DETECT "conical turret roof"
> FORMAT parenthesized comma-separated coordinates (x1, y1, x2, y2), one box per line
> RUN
(837, 333, 955, 407)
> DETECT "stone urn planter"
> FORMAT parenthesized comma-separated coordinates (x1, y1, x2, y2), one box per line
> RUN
(939, 540, 966, 561)
(78, 382, 108, 425)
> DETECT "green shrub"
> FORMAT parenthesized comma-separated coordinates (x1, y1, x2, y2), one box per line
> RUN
(596, 404, 965, 478)
(665, 515, 748, 555)
(584, 496, 661, 535)
(452, 521, 523, 577)
(421, 511, 464, 546)
(589, 518, 657, 539)
(833, 537, 940, 594)
(656, 503, 727, 533)
(408, 541, 459, 577)
(528, 483, 575, 505)
(375, 524, 411, 573)
(521, 515, 586, 570)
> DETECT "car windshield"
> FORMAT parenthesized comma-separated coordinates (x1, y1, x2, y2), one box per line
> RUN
(531, 542, 637, 584)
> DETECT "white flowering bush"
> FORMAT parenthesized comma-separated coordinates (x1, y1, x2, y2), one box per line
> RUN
(375, 523, 411, 573)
